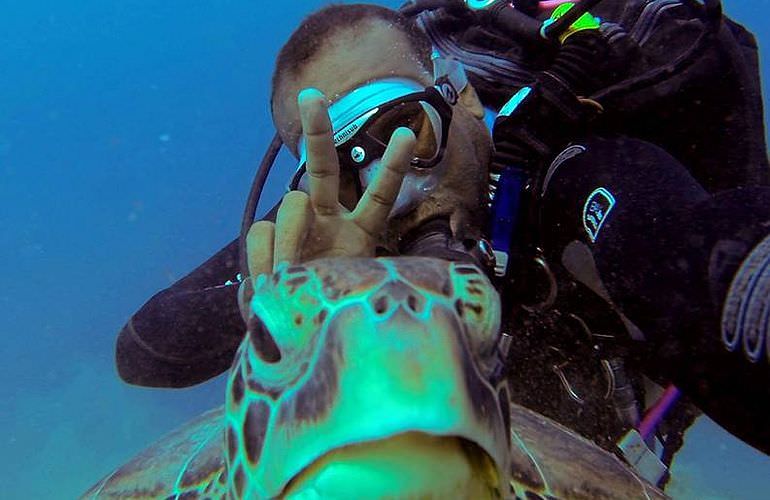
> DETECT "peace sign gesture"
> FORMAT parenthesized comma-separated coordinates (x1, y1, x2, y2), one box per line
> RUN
(246, 88, 416, 277)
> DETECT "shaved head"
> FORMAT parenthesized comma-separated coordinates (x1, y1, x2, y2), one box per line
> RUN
(270, 4, 433, 153)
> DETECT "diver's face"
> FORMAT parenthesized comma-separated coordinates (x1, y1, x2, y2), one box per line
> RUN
(274, 20, 492, 246)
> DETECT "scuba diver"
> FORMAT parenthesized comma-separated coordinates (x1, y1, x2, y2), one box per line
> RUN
(115, 0, 770, 487)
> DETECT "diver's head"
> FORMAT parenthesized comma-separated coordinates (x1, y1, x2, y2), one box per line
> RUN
(270, 4, 493, 248)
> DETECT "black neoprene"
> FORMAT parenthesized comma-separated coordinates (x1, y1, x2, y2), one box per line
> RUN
(539, 135, 770, 453)
(115, 238, 244, 387)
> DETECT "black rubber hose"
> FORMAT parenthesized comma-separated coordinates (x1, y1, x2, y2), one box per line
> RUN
(483, 1, 544, 45)
(399, 0, 464, 16)
(547, 31, 611, 95)
(239, 132, 283, 278)
(682, 0, 723, 28)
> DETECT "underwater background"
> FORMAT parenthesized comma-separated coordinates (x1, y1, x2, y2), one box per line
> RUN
(1, 0, 769, 498)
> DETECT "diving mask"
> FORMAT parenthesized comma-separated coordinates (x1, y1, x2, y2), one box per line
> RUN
(289, 56, 467, 217)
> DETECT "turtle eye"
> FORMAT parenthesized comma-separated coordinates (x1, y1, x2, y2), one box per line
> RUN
(247, 313, 281, 363)
(239, 276, 282, 363)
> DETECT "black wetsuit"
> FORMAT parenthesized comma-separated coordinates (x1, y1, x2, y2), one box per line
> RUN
(115, 238, 244, 387)
(535, 135, 770, 454)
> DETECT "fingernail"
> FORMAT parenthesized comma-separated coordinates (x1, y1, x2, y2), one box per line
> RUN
(392, 126, 416, 142)
(274, 259, 291, 271)
(298, 88, 327, 108)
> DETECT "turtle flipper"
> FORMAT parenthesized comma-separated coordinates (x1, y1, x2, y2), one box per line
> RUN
(506, 402, 668, 499)
(81, 407, 226, 499)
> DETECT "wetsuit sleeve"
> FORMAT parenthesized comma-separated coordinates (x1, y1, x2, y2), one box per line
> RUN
(115, 238, 245, 387)
(538, 135, 770, 453)
(116, 202, 281, 388)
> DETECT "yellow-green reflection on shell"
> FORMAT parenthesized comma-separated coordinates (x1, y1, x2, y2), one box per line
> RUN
(82, 257, 666, 500)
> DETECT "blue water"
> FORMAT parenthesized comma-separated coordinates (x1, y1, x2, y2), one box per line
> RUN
(1, 1, 768, 498)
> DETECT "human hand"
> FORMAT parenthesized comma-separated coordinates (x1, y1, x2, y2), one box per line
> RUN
(246, 88, 416, 278)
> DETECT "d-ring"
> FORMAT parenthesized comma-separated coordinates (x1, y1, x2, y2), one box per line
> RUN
(522, 255, 558, 312)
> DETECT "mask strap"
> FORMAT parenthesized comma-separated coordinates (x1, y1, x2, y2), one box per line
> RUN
(432, 51, 468, 103)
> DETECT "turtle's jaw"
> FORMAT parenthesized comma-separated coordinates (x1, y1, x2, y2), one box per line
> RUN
(282, 432, 502, 499)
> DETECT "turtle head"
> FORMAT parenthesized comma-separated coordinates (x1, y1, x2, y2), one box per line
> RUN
(226, 257, 510, 498)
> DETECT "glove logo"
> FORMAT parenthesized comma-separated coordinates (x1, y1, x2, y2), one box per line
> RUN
(582, 187, 615, 243)
(721, 234, 770, 363)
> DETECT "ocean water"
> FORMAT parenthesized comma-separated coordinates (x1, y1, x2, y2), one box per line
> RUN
(1, 1, 768, 498)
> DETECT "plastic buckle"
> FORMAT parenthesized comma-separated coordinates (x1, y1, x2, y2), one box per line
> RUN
(617, 429, 668, 486)
(493, 250, 509, 277)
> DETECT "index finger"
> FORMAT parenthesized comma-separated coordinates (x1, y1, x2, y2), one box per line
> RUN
(298, 88, 339, 216)
(246, 220, 275, 278)
(353, 127, 416, 235)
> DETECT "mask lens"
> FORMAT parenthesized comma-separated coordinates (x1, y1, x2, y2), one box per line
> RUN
(290, 86, 450, 194)
(366, 100, 442, 165)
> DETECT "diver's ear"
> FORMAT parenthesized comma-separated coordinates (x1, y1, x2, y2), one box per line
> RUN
(458, 83, 485, 120)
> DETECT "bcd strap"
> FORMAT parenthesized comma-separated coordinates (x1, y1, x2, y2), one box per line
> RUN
(492, 73, 593, 168)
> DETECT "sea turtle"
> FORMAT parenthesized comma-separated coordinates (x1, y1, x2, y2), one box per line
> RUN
(83, 257, 666, 499)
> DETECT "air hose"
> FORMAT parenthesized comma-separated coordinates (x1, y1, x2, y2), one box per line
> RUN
(239, 133, 283, 278)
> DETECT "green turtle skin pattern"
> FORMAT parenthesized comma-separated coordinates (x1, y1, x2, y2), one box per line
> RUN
(82, 257, 666, 499)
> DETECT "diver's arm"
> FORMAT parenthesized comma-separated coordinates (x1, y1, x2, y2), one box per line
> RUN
(116, 199, 289, 388)
(538, 135, 770, 453)
(116, 238, 246, 387)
